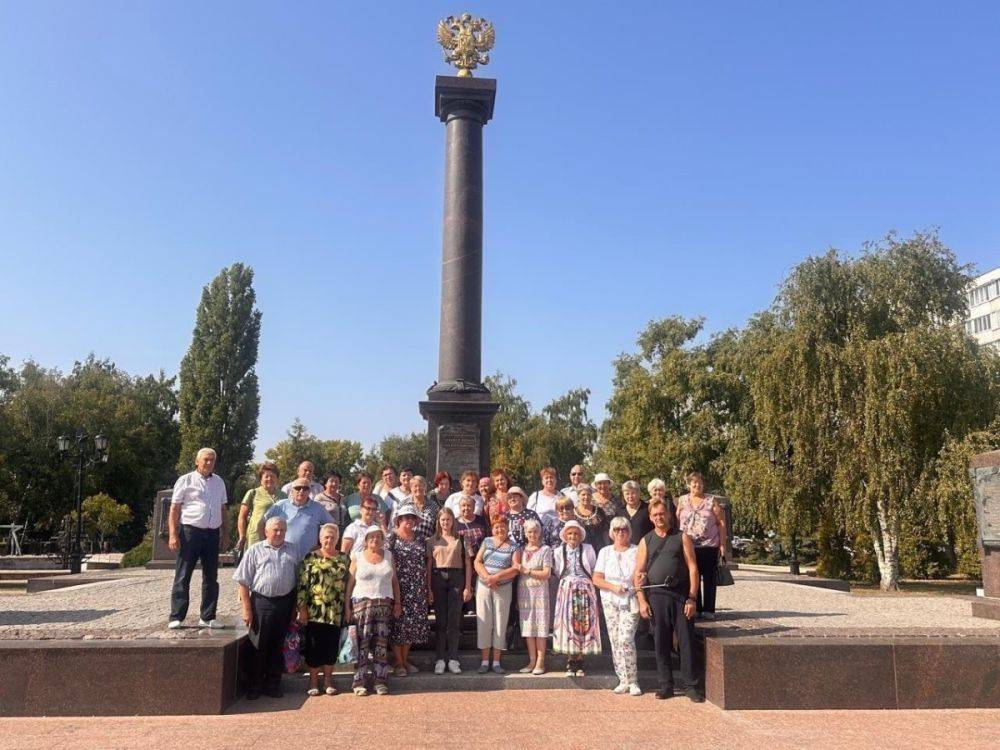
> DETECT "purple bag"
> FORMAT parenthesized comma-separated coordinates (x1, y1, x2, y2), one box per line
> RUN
(283, 620, 303, 673)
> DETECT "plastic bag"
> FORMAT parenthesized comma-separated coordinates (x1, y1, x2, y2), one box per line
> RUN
(336, 624, 358, 664)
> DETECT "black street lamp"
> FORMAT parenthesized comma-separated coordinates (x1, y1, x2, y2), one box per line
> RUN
(57, 429, 110, 574)
(766, 444, 800, 576)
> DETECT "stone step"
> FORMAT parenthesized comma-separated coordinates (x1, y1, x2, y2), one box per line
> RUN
(278, 669, 663, 694)
(0, 569, 70, 581)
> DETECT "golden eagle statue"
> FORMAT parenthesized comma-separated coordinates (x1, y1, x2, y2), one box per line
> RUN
(437, 13, 495, 77)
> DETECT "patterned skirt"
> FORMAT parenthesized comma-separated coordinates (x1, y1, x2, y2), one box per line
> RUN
(552, 575, 602, 655)
(517, 576, 550, 637)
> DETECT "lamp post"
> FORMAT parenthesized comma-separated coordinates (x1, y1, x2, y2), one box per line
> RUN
(767, 445, 800, 576)
(57, 429, 110, 574)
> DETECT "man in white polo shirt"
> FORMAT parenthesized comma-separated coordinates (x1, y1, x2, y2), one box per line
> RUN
(168, 447, 228, 629)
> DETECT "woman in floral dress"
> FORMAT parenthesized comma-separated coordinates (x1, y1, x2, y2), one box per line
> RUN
(296, 523, 350, 696)
(517, 518, 553, 674)
(387, 506, 430, 676)
(552, 520, 602, 676)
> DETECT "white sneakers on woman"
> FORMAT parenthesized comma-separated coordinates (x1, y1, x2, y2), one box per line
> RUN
(614, 681, 643, 696)
(434, 659, 446, 674)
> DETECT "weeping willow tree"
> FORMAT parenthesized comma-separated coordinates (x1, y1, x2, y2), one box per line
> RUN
(730, 232, 995, 589)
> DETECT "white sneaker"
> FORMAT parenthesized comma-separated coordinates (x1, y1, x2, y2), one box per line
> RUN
(629, 683, 643, 696)
(447, 660, 462, 674)
(198, 619, 223, 629)
(434, 659, 446, 675)
(167, 620, 182, 629)
(613, 682, 629, 694)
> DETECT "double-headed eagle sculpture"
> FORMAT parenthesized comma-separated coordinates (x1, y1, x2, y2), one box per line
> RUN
(437, 13, 495, 77)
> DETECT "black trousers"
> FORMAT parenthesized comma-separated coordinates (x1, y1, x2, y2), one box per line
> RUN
(169, 525, 220, 622)
(250, 590, 296, 691)
(649, 593, 697, 690)
(695, 546, 719, 614)
(432, 568, 463, 661)
(304, 621, 341, 668)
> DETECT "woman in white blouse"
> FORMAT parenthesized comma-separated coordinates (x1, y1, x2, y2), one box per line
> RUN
(593, 516, 641, 696)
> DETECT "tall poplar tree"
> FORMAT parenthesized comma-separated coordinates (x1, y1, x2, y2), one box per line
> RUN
(176, 264, 261, 493)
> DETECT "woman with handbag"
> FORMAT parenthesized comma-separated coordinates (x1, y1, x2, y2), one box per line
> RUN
(593, 516, 642, 696)
(296, 523, 350, 696)
(675, 470, 728, 620)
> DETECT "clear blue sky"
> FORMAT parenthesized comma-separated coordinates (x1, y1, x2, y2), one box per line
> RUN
(2, 2, 998, 457)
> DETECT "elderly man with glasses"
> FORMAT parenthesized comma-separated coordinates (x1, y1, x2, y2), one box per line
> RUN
(561, 465, 588, 505)
(262, 477, 334, 562)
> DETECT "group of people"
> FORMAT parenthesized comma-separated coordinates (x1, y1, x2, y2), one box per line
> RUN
(168, 450, 729, 702)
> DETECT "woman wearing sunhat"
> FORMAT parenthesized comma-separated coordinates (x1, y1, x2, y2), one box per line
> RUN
(386, 505, 430, 677)
(552, 519, 601, 676)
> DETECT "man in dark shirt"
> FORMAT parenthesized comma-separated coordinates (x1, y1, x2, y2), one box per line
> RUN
(634, 499, 703, 702)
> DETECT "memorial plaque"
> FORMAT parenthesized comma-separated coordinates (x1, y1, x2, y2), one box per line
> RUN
(972, 466, 1000, 547)
(150, 489, 177, 562)
(437, 423, 480, 479)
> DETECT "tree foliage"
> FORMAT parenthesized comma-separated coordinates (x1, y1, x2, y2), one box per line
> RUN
(722, 232, 997, 589)
(596, 317, 748, 492)
(263, 419, 364, 491)
(0, 356, 178, 549)
(487, 372, 596, 491)
(177, 264, 261, 493)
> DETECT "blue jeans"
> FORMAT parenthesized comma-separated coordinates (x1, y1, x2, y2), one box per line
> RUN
(169, 525, 220, 621)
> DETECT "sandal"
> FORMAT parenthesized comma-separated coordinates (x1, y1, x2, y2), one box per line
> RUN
(353, 686, 368, 697)
(307, 688, 320, 696)
(324, 686, 338, 696)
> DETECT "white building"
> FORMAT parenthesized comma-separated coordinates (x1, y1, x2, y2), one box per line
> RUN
(966, 267, 1000, 350)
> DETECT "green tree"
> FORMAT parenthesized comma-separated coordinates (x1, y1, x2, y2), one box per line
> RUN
(78, 492, 133, 548)
(486, 372, 596, 490)
(596, 317, 747, 493)
(729, 232, 996, 589)
(0, 356, 178, 549)
(263, 419, 364, 491)
(362, 432, 428, 481)
(176, 264, 261, 494)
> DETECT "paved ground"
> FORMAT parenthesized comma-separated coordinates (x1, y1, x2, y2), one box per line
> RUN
(1, 567, 997, 640)
(0, 690, 997, 749)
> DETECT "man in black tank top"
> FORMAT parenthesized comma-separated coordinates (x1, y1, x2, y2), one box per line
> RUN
(634, 499, 703, 702)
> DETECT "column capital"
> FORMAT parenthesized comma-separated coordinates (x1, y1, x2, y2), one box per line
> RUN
(435, 75, 496, 124)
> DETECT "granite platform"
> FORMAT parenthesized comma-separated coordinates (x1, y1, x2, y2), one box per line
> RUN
(1, 568, 998, 714)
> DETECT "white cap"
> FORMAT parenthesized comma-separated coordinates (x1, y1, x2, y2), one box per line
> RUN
(593, 472, 612, 484)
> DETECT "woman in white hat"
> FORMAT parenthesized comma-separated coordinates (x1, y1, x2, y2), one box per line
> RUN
(552, 520, 601, 676)
(592, 473, 623, 517)
(386, 505, 430, 677)
(346, 525, 401, 696)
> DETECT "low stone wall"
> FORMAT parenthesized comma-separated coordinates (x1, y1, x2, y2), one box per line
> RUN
(0, 633, 242, 716)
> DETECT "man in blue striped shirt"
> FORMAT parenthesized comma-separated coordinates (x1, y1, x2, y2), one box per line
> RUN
(234, 517, 299, 700)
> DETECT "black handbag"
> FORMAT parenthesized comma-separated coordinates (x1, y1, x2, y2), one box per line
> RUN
(715, 562, 735, 587)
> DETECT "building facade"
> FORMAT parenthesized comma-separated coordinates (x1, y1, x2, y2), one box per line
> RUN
(966, 267, 1000, 349)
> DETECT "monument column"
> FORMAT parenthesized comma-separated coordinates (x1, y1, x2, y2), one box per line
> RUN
(420, 16, 499, 479)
